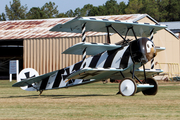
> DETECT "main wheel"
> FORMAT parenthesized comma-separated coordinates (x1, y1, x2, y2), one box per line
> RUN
(119, 78, 137, 96)
(142, 78, 158, 95)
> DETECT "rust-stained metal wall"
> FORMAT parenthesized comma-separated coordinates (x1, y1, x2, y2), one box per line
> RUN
(24, 35, 107, 75)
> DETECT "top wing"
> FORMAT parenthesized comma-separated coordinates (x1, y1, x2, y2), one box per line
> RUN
(50, 17, 167, 37)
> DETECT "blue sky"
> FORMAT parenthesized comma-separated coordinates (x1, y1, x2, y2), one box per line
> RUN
(0, 0, 128, 14)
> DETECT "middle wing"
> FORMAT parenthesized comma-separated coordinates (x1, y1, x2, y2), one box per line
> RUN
(63, 42, 122, 55)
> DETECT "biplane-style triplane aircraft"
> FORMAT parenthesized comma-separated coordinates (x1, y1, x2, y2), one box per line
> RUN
(12, 17, 166, 96)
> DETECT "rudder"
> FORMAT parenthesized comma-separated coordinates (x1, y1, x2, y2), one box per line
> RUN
(17, 68, 39, 91)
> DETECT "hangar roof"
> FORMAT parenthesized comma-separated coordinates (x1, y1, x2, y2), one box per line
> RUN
(0, 14, 176, 40)
(160, 21, 180, 33)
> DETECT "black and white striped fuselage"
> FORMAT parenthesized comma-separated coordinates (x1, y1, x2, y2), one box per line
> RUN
(37, 45, 134, 91)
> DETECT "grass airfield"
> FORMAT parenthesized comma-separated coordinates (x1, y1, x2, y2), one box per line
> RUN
(0, 80, 180, 120)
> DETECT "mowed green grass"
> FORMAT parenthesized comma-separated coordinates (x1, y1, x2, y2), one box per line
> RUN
(1, 80, 180, 120)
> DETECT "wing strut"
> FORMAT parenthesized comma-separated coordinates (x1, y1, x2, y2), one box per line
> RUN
(124, 27, 137, 41)
(108, 25, 138, 44)
(106, 26, 111, 43)
(130, 71, 143, 84)
(81, 23, 87, 68)
(109, 25, 126, 42)
(150, 28, 155, 69)
(131, 27, 137, 40)
(143, 64, 147, 82)
(82, 23, 86, 42)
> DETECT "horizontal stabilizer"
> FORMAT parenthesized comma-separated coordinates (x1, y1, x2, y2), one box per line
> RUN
(12, 71, 57, 87)
(63, 42, 122, 55)
(50, 17, 167, 37)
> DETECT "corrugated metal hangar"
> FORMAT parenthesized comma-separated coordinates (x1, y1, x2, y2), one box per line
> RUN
(0, 14, 179, 79)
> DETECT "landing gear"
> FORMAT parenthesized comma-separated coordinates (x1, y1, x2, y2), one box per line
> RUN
(142, 78, 158, 95)
(119, 78, 137, 96)
(39, 90, 43, 96)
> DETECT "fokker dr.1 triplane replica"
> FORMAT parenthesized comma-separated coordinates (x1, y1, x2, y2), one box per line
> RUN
(13, 17, 166, 96)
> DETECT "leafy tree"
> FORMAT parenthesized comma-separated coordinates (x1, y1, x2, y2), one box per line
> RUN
(64, 4, 93, 17)
(164, 0, 180, 21)
(98, 6, 106, 15)
(125, 0, 143, 14)
(0, 13, 6, 21)
(104, 0, 119, 15)
(73, 7, 82, 17)
(88, 6, 101, 16)
(81, 4, 93, 16)
(125, 0, 180, 22)
(119, 2, 126, 14)
(5, 0, 27, 20)
(140, 0, 160, 21)
(88, 0, 126, 16)
(56, 13, 68, 18)
(156, 0, 169, 22)
(3, 0, 180, 22)
(41, 2, 59, 18)
(26, 7, 47, 19)
(65, 9, 74, 17)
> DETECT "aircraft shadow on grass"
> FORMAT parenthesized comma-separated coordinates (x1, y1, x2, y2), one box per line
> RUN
(1, 94, 113, 99)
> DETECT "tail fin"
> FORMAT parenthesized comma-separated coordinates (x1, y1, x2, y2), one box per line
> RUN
(17, 68, 39, 91)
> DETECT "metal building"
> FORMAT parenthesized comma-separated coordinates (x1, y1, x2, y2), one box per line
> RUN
(0, 14, 179, 79)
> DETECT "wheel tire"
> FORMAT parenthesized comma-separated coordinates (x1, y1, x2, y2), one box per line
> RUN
(119, 78, 137, 96)
(142, 77, 158, 95)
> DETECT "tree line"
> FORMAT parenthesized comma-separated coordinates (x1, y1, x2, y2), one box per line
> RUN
(0, 0, 180, 22)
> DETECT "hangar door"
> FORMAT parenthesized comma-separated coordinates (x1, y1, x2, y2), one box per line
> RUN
(0, 40, 23, 79)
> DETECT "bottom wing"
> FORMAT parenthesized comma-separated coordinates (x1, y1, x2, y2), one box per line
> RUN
(66, 68, 163, 82)
(66, 68, 123, 80)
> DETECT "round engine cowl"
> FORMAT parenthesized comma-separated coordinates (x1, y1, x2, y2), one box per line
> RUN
(130, 38, 157, 64)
